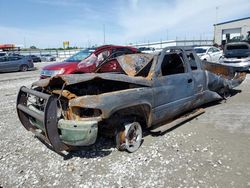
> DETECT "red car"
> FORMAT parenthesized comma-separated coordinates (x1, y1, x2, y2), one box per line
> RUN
(40, 45, 139, 78)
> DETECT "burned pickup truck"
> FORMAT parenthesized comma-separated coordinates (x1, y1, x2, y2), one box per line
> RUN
(16, 46, 247, 153)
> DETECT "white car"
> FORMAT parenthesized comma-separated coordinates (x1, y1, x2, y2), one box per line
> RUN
(219, 42, 250, 71)
(194, 46, 222, 63)
(138, 47, 156, 53)
(40, 54, 56, 62)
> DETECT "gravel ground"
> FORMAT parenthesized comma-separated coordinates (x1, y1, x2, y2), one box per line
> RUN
(0, 67, 250, 188)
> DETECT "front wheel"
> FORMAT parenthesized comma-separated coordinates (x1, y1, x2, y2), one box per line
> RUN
(115, 121, 142, 153)
(20, 65, 28, 72)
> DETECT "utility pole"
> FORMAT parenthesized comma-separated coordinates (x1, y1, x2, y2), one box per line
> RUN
(214, 6, 219, 44)
(24, 37, 26, 49)
(103, 24, 106, 45)
(215, 6, 219, 24)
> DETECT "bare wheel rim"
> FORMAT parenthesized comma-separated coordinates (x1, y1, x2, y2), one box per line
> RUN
(124, 122, 142, 152)
(21, 65, 28, 71)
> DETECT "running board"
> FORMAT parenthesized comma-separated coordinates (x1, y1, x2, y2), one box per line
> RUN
(150, 108, 205, 134)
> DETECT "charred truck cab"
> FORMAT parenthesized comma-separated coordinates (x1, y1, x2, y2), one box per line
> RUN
(16, 47, 247, 153)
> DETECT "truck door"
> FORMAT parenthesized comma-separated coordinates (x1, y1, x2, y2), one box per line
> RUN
(152, 52, 195, 125)
(186, 51, 207, 107)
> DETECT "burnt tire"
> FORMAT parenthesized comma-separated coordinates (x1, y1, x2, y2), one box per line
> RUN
(115, 121, 142, 153)
(20, 65, 28, 72)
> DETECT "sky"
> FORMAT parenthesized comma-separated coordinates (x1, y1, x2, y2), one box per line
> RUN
(0, 0, 249, 48)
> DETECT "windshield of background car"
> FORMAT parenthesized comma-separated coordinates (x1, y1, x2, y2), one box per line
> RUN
(78, 53, 97, 68)
(224, 44, 250, 58)
(194, 48, 207, 53)
(66, 51, 91, 62)
(65, 51, 91, 62)
(226, 45, 249, 50)
(115, 53, 154, 76)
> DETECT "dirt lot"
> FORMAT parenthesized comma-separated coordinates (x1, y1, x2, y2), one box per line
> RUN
(0, 64, 250, 187)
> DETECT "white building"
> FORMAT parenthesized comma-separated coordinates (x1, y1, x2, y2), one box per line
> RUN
(214, 17, 250, 45)
(133, 39, 213, 50)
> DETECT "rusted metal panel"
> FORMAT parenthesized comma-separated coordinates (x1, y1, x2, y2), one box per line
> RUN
(151, 108, 205, 133)
(32, 73, 152, 88)
(116, 54, 154, 76)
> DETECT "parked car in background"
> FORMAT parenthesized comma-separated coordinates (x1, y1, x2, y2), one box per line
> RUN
(0, 56, 34, 72)
(7, 52, 22, 57)
(194, 46, 222, 63)
(26, 55, 41, 63)
(40, 54, 56, 62)
(40, 50, 91, 78)
(219, 42, 250, 71)
(0, 52, 7, 57)
(40, 45, 139, 78)
(0, 52, 22, 57)
(138, 47, 156, 53)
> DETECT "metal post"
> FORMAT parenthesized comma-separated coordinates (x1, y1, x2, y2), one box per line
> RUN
(103, 24, 106, 45)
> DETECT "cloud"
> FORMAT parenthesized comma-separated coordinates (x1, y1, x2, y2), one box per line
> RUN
(1, 0, 250, 47)
(129, 0, 140, 10)
(0, 25, 107, 48)
(117, 0, 250, 42)
(31, 0, 86, 7)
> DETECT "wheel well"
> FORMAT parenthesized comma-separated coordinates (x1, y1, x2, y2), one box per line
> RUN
(99, 104, 151, 137)
(112, 104, 151, 128)
(19, 64, 28, 69)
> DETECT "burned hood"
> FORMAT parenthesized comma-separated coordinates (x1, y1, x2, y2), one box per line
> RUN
(32, 73, 152, 88)
(115, 53, 154, 76)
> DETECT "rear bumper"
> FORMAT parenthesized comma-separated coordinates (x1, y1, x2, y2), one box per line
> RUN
(16, 86, 98, 152)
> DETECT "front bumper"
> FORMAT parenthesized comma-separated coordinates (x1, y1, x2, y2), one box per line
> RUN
(58, 119, 98, 146)
(16, 86, 99, 152)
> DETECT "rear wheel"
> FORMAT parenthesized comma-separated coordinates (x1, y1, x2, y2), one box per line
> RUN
(115, 121, 142, 153)
(20, 65, 28, 72)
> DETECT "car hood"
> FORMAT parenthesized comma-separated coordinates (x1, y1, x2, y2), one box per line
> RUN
(42, 61, 78, 70)
(33, 73, 152, 88)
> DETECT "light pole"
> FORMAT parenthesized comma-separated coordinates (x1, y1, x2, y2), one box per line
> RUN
(103, 24, 106, 45)
(24, 37, 26, 49)
(215, 6, 219, 24)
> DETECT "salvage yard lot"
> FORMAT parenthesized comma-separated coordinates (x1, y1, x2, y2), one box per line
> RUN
(0, 66, 250, 187)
